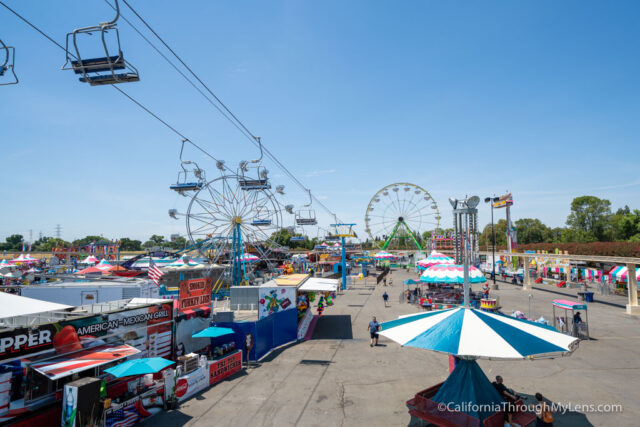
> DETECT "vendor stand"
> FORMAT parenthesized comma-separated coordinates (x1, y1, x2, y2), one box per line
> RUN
(552, 299, 589, 339)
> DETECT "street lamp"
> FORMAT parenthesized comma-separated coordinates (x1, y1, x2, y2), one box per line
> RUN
(484, 196, 499, 285)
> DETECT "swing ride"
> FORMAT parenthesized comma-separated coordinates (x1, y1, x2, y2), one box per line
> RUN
(364, 183, 440, 250)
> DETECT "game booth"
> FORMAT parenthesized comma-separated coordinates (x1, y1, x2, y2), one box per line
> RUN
(170, 276, 244, 406)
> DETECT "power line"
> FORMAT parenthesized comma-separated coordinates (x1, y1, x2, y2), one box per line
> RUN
(117, 0, 343, 222)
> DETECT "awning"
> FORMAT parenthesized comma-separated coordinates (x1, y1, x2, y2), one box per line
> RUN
(298, 278, 339, 293)
(553, 299, 587, 311)
(192, 326, 235, 338)
(30, 345, 140, 380)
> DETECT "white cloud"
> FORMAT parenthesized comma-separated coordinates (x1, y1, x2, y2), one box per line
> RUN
(304, 169, 336, 177)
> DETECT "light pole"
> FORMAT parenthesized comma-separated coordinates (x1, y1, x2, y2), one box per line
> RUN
(484, 197, 499, 286)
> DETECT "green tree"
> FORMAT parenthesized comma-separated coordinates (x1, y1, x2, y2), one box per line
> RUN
(1, 234, 25, 251)
(609, 207, 640, 241)
(561, 228, 597, 243)
(73, 235, 106, 246)
(514, 218, 550, 244)
(143, 235, 166, 248)
(546, 227, 565, 243)
(566, 196, 612, 241)
(480, 220, 507, 247)
(33, 237, 69, 251)
(167, 236, 187, 250)
(120, 238, 142, 251)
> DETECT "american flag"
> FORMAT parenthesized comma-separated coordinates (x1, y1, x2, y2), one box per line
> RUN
(148, 258, 164, 286)
(105, 401, 139, 427)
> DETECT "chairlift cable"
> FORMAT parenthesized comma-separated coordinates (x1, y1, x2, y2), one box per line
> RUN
(0, 1, 233, 175)
(117, 0, 343, 223)
(1, 0, 342, 226)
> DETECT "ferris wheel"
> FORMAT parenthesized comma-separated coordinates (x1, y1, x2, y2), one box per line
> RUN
(364, 183, 440, 250)
(168, 140, 284, 287)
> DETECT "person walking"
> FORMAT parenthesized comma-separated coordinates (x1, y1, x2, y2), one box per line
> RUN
(383, 291, 389, 307)
(368, 316, 380, 347)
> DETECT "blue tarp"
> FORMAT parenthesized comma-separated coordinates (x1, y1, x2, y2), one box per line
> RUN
(432, 359, 504, 421)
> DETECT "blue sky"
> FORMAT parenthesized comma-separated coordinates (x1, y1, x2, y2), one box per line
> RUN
(1, 0, 639, 243)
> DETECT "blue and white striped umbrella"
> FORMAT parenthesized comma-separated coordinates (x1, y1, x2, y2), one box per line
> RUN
(379, 307, 579, 359)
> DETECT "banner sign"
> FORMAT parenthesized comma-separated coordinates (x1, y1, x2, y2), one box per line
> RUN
(258, 286, 295, 319)
(0, 301, 173, 361)
(297, 308, 314, 341)
(492, 193, 513, 209)
(176, 364, 209, 402)
(208, 351, 242, 386)
(179, 278, 212, 311)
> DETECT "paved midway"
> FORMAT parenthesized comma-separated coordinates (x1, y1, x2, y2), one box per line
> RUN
(145, 269, 640, 426)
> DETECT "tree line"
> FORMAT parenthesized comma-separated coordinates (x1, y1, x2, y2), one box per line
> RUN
(481, 195, 640, 246)
(0, 234, 189, 252)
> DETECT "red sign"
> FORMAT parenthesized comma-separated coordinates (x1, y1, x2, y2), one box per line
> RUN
(179, 278, 212, 311)
(175, 378, 189, 398)
(209, 351, 242, 386)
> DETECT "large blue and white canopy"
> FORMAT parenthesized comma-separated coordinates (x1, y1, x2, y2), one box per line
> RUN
(379, 307, 578, 359)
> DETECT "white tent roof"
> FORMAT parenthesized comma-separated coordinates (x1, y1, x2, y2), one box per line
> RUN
(298, 278, 339, 293)
(0, 292, 71, 320)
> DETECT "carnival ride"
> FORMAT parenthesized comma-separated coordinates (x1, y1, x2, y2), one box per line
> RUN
(168, 138, 285, 289)
(0, 38, 18, 85)
(2, 0, 346, 290)
(364, 183, 440, 250)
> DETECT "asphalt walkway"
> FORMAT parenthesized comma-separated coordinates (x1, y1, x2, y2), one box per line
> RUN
(145, 269, 640, 426)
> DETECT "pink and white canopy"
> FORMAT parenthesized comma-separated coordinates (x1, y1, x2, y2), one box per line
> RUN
(240, 253, 260, 262)
(417, 251, 455, 270)
(9, 254, 38, 264)
(81, 255, 100, 264)
(332, 243, 341, 248)
(420, 264, 486, 284)
(374, 251, 395, 260)
(96, 259, 114, 270)
(610, 266, 640, 282)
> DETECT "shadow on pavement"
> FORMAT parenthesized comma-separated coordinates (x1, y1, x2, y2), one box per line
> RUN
(311, 315, 353, 339)
(139, 409, 193, 426)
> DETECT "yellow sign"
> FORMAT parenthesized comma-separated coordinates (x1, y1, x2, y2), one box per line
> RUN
(492, 193, 513, 209)
(275, 274, 309, 286)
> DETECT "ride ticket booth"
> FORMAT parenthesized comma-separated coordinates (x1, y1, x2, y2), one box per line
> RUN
(552, 299, 590, 339)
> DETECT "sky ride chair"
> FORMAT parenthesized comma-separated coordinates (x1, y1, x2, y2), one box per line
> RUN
(238, 137, 271, 190)
(62, 0, 139, 86)
(0, 39, 18, 85)
(170, 139, 206, 194)
(295, 190, 318, 226)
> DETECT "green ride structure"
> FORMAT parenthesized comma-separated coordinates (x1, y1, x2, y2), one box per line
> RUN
(364, 183, 441, 251)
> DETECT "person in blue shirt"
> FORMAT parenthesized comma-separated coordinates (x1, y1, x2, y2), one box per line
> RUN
(368, 316, 380, 347)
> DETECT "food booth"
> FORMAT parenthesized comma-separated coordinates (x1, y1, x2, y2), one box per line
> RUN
(0, 297, 174, 426)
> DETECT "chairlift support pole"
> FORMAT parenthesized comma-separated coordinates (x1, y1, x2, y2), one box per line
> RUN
(331, 223, 356, 291)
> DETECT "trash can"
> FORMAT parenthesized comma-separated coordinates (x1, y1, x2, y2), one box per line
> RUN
(584, 291, 594, 302)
